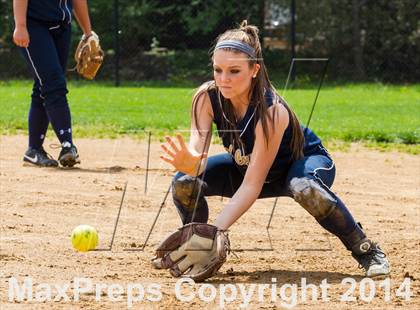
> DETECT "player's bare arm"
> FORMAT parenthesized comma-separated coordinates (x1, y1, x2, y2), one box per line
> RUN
(214, 104, 289, 230)
(72, 0, 92, 37)
(12, 0, 29, 47)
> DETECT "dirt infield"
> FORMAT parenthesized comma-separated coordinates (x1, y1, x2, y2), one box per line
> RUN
(1, 135, 419, 309)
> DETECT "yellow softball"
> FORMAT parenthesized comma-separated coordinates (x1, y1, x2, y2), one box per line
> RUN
(71, 225, 98, 252)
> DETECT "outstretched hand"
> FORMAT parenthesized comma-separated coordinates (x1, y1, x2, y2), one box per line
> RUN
(160, 134, 207, 176)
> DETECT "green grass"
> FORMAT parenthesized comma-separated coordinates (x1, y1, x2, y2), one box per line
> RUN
(280, 84, 420, 145)
(1, 80, 419, 153)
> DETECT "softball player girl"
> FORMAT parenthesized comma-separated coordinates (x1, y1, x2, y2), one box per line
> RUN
(13, 0, 94, 167)
(160, 21, 389, 277)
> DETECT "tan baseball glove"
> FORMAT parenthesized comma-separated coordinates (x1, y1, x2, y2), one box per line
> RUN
(74, 31, 104, 80)
(151, 223, 230, 282)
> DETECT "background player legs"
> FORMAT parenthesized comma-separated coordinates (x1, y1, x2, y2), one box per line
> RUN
(20, 19, 79, 167)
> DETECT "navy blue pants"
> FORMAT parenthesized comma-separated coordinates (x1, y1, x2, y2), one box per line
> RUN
(172, 147, 367, 252)
(19, 18, 73, 148)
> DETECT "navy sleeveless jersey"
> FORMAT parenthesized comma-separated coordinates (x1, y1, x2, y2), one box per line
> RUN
(27, 0, 73, 23)
(208, 87, 322, 182)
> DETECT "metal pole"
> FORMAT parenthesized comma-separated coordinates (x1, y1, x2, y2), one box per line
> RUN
(290, 0, 296, 82)
(259, 0, 266, 39)
(113, 0, 120, 86)
(145, 131, 151, 195)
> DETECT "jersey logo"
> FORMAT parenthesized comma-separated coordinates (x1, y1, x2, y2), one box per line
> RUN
(226, 144, 250, 166)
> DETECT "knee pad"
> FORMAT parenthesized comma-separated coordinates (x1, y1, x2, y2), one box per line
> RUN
(290, 177, 337, 220)
(172, 175, 208, 211)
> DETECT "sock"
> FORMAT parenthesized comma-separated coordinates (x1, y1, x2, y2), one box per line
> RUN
(44, 102, 73, 145)
(28, 100, 49, 149)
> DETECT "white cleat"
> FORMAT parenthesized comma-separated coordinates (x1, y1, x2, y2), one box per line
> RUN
(353, 243, 390, 277)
